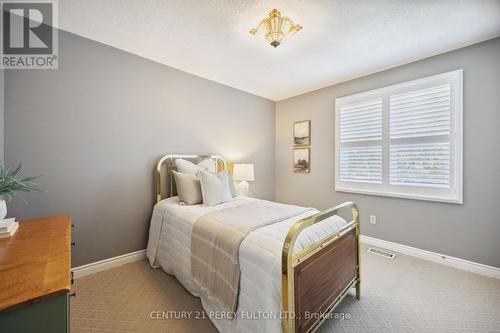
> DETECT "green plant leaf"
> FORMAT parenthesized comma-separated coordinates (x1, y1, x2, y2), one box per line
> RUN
(0, 164, 44, 202)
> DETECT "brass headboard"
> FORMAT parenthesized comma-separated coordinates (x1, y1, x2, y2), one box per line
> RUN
(156, 154, 227, 203)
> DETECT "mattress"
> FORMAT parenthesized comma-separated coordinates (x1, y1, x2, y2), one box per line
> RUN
(146, 196, 348, 333)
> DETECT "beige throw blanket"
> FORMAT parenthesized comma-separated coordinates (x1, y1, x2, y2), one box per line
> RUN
(191, 200, 311, 313)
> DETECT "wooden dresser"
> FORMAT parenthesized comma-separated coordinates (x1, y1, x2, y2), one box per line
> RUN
(0, 215, 72, 333)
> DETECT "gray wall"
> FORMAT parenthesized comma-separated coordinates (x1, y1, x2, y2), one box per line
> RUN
(276, 38, 500, 268)
(5, 30, 275, 267)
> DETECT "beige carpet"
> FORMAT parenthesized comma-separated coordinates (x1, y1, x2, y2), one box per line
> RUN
(71, 245, 500, 333)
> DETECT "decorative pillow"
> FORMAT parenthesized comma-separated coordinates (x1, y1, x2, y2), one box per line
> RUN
(199, 170, 233, 206)
(175, 158, 216, 174)
(227, 172, 237, 197)
(172, 171, 203, 205)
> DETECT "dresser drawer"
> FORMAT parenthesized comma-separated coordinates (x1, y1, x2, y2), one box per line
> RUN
(0, 293, 68, 333)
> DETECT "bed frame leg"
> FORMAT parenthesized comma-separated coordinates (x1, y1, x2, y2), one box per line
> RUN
(355, 280, 361, 300)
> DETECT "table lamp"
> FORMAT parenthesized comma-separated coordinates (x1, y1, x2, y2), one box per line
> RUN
(233, 164, 254, 196)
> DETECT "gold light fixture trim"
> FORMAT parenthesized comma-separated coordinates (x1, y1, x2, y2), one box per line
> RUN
(250, 9, 302, 48)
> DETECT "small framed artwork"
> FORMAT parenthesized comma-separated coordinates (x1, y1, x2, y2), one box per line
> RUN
(293, 148, 310, 173)
(293, 120, 311, 146)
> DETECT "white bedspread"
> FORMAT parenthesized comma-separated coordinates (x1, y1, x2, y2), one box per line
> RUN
(146, 196, 347, 333)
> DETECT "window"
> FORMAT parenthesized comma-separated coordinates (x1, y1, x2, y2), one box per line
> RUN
(335, 70, 463, 203)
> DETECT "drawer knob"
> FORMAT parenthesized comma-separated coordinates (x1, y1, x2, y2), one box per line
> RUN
(69, 292, 76, 297)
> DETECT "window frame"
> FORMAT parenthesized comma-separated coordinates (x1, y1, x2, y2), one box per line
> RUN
(334, 70, 463, 204)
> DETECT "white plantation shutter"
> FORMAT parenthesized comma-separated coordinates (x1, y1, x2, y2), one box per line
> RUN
(335, 70, 462, 203)
(340, 146, 382, 183)
(340, 100, 382, 142)
(389, 84, 451, 139)
(339, 99, 383, 183)
(389, 84, 452, 188)
(389, 143, 450, 187)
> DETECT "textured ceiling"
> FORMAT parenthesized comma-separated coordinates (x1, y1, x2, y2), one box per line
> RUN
(58, 0, 500, 101)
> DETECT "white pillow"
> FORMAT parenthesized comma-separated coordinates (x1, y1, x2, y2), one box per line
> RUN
(172, 171, 203, 205)
(199, 170, 233, 206)
(175, 158, 216, 174)
(228, 172, 237, 197)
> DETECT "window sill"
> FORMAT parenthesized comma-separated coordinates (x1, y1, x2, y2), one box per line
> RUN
(334, 185, 462, 204)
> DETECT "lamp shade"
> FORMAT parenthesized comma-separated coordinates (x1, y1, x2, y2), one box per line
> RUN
(233, 164, 255, 181)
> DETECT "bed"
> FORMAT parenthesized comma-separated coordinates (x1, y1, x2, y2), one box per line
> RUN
(147, 154, 360, 333)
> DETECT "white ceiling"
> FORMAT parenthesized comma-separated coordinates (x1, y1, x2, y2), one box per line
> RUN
(58, 0, 500, 101)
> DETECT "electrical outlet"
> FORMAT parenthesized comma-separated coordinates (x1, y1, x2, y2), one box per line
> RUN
(369, 215, 377, 225)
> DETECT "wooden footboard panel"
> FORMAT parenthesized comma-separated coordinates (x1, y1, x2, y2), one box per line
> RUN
(294, 229, 358, 332)
(282, 202, 360, 333)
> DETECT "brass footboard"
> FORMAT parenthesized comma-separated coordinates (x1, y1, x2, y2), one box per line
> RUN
(282, 202, 360, 333)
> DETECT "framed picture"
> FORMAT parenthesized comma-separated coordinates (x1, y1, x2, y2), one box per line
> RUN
(293, 120, 311, 146)
(293, 148, 310, 173)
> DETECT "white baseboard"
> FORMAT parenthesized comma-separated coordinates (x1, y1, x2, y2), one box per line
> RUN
(72, 249, 147, 279)
(360, 235, 500, 280)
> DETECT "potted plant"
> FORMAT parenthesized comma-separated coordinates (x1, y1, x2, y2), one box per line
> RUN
(0, 164, 43, 219)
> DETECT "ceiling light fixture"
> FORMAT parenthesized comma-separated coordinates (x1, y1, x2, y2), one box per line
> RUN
(250, 9, 302, 48)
